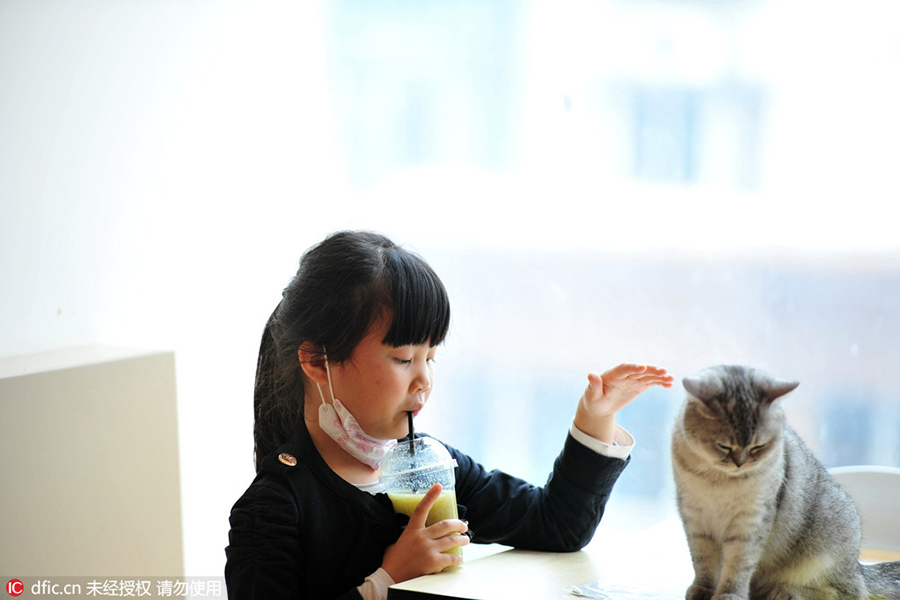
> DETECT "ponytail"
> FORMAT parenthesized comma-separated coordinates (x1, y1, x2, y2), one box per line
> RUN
(253, 303, 304, 472)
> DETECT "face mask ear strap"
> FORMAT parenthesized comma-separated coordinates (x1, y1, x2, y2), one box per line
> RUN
(316, 345, 336, 406)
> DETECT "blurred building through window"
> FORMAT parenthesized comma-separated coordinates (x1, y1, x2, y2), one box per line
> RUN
(428, 253, 900, 527)
(321, 0, 900, 528)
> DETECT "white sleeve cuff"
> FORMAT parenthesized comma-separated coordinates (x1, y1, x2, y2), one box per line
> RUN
(569, 422, 635, 460)
(357, 568, 395, 600)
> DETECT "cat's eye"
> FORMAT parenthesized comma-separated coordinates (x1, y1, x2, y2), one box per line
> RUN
(716, 443, 733, 454)
(749, 444, 766, 455)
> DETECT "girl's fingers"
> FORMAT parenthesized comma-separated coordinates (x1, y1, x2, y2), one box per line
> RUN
(583, 372, 604, 402)
(408, 484, 443, 529)
(602, 363, 648, 379)
(632, 372, 675, 383)
(610, 364, 674, 384)
(633, 366, 672, 380)
(426, 549, 464, 573)
(428, 519, 468, 539)
(434, 533, 470, 553)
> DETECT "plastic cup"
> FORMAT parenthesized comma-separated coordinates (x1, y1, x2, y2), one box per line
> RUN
(380, 436, 461, 560)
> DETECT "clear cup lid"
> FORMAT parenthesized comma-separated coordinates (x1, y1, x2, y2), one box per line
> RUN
(380, 436, 457, 478)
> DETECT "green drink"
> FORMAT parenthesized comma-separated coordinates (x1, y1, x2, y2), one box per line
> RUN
(380, 436, 462, 563)
(387, 490, 462, 558)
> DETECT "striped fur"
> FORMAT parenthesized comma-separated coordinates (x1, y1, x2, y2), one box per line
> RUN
(672, 365, 900, 600)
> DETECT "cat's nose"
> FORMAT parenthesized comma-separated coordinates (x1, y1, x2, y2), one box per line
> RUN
(731, 450, 750, 468)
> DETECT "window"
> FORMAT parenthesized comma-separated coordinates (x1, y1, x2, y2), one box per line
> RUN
(321, 0, 900, 529)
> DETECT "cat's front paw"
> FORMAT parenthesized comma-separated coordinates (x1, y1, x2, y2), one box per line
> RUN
(685, 584, 715, 600)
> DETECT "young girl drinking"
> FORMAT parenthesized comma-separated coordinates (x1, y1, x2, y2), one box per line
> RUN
(225, 230, 673, 599)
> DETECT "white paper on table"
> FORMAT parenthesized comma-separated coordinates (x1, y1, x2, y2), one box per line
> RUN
(570, 582, 677, 599)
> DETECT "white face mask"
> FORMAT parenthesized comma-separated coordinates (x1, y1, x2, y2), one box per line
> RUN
(316, 352, 397, 469)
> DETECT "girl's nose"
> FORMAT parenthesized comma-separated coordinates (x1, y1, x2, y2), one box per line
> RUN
(413, 361, 432, 392)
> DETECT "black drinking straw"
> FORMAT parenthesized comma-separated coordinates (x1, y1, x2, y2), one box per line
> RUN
(407, 411, 415, 454)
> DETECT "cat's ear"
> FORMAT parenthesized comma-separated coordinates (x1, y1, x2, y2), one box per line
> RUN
(682, 376, 703, 400)
(682, 375, 721, 402)
(762, 378, 799, 403)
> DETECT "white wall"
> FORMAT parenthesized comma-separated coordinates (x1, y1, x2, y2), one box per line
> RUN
(0, 0, 352, 577)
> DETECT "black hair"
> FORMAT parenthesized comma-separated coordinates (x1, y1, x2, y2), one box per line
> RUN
(253, 230, 450, 471)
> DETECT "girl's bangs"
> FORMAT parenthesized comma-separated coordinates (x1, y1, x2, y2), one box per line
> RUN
(380, 250, 450, 348)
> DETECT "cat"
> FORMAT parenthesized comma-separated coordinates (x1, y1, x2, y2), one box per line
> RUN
(671, 364, 900, 600)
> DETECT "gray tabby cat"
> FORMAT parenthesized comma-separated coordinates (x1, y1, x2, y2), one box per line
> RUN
(671, 365, 900, 600)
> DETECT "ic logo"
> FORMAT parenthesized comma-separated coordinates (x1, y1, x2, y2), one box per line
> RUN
(6, 580, 24, 597)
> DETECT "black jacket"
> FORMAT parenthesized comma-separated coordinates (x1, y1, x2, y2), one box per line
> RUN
(225, 424, 629, 599)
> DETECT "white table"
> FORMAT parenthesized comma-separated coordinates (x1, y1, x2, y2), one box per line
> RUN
(388, 518, 694, 599)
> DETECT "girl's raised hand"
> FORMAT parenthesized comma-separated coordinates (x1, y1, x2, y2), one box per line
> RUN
(582, 364, 673, 417)
(381, 483, 469, 583)
(574, 364, 674, 444)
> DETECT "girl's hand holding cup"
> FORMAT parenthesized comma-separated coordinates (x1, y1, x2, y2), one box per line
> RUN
(381, 483, 469, 583)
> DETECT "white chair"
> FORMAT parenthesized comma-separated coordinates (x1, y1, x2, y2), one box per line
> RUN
(829, 465, 900, 557)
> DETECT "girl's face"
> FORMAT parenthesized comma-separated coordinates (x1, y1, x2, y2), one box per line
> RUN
(328, 316, 436, 440)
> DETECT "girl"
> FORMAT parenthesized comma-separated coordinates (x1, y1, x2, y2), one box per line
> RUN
(225, 230, 673, 599)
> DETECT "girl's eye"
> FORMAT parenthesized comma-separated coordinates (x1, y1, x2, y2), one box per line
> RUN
(394, 354, 436, 365)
